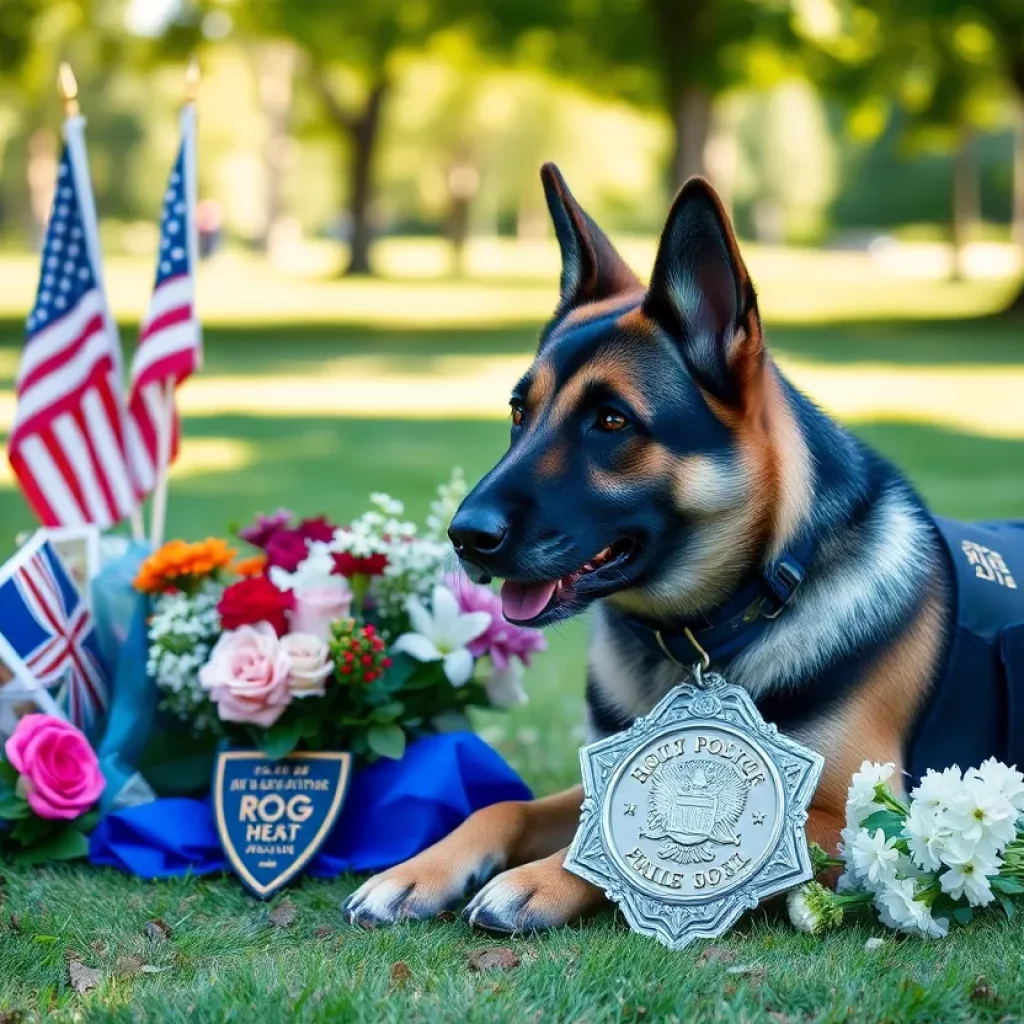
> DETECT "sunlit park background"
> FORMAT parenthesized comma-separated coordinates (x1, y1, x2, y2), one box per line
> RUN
(3, 1, 1024, 1021)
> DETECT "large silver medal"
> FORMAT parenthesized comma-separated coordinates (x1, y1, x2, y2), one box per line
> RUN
(564, 666, 824, 950)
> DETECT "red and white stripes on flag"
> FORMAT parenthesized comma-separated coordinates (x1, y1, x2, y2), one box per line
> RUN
(8, 117, 140, 529)
(127, 103, 202, 494)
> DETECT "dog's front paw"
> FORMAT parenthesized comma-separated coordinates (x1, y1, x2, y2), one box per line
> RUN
(463, 850, 605, 934)
(343, 854, 498, 928)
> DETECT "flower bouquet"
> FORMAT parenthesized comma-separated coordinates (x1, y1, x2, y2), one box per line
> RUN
(0, 714, 104, 864)
(134, 471, 546, 763)
(788, 758, 1024, 938)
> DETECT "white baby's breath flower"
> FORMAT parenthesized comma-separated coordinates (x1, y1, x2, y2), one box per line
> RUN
(846, 761, 896, 828)
(147, 581, 223, 733)
(969, 758, 1024, 814)
(425, 467, 468, 540)
(370, 492, 404, 517)
(849, 828, 900, 888)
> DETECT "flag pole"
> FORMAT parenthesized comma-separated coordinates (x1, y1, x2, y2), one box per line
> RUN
(59, 63, 146, 542)
(149, 56, 200, 548)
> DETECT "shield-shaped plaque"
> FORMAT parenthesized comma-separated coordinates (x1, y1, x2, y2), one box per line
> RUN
(213, 749, 352, 899)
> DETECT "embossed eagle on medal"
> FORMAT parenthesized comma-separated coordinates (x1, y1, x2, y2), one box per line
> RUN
(644, 758, 747, 864)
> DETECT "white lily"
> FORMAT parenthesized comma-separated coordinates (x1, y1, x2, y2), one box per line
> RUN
(392, 585, 491, 687)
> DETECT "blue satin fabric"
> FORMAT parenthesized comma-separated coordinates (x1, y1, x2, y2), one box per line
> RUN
(90, 542, 158, 811)
(88, 732, 532, 877)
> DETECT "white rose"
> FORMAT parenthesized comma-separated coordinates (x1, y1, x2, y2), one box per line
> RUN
(281, 632, 333, 698)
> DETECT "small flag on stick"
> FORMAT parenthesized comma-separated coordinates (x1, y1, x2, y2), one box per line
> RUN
(0, 535, 111, 736)
(7, 65, 141, 530)
(127, 59, 202, 546)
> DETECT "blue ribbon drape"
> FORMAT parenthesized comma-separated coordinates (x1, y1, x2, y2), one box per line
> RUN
(91, 541, 159, 811)
(88, 731, 531, 877)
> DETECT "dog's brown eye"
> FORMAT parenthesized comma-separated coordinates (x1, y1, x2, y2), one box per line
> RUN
(596, 408, 628, 432)
(510, 401, 524, 428)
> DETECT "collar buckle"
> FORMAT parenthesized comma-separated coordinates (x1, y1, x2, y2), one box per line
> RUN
(759, 557, 806, 620)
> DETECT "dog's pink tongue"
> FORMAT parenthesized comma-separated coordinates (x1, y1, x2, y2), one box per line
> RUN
(501, 580, 557, 621)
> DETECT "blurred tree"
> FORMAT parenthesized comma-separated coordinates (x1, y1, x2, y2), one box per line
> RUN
(231, 0, 558, 276)
(540, 0, 801, 193)
(985, 0, 1024, 312)
(819, 2, 1022, 283)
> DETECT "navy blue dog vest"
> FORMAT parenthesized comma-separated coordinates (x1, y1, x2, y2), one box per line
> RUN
(906, 518, 1024, 782)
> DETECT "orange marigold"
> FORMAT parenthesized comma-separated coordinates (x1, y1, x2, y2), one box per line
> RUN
(232, 554, 267, 578)
(134, 538, 237, 593)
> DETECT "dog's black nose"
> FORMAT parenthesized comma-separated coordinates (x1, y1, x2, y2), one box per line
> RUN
(449, 509, 508, 560)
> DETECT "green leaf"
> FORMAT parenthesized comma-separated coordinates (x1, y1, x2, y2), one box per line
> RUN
(952, 905, 973, 925)
(378, 654, 416, 692)
(12, 828, 89, 866)
(366, 724, 406, 760)
(998, 894, 1015, 920)
(259, 717, 304, 760)
(75, 810, 101, 835)
(401, 662, 447, 691)
(992, 875, 1024, 895)
(10, 815, 56, 845)
(0, 761, 18, 787)
(0, 794, 30, 821)
(860, 810, 905, 841)
(370, 702, 404, 723)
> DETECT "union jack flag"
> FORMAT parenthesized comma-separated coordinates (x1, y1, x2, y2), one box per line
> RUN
(8, 117, 140, 528)
(127, 103, 201, 494)
(0, 537, 109, 736)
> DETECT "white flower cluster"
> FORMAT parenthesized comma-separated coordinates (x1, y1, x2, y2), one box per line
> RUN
(424, 467, 467, 541)
(326, 489, 452, 622)
(147, 581, 223, 733)
(838, 758, 1024, 938)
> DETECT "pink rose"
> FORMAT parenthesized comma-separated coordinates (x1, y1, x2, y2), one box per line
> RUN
(281, 633, 333, 698)
(199, 623, 292, 727)
(290, 580, 353, 640)
(4, 714, 105, 820)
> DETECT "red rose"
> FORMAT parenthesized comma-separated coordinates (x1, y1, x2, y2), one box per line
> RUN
(265, 530, 309, 572)
(217, 576, 295, 636)
(332, 551, 389, 578)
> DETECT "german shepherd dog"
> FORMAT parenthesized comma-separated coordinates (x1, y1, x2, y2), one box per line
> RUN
(343, 165, 948, 934)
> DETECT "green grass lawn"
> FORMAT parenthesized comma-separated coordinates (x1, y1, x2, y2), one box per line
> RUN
(2, 257, 1024, 1022)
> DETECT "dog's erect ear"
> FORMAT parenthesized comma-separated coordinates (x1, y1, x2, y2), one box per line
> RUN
(645, 177, 762, 405)
(541, 163, 640, 314)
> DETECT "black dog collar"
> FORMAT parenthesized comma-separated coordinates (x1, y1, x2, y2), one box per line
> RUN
(622, 536, 814, 669)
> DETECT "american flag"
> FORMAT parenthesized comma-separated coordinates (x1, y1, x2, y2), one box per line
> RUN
(8, 119, 140, 528)
(0, 537, 110, 735)
(127, 104, 201, 494)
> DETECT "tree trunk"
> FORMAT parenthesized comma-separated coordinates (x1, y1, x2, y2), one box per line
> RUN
(255, 43, 297, 257)
(671, 86, 713, 189)
(344, 78, 388, 277)
(26, 128, 56, 250)
(1014, 102, 1024, 252)
(446, 157, 480, 277)
(950, 122, 978, 282)
(1000, 53, 1024, 312)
